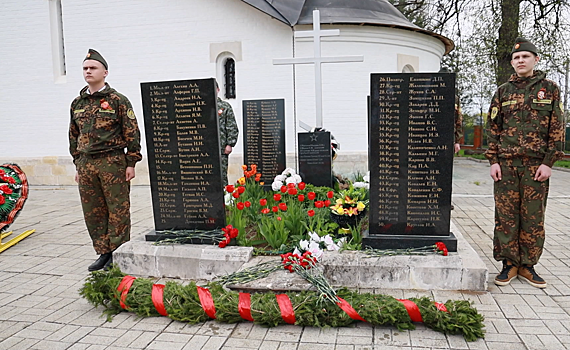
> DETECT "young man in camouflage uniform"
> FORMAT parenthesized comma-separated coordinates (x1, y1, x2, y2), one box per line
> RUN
(216, 82, 239, 186)
(69, 49, 142, 272)
(486, 38, 565, 288)
(454, 95, 463, 154)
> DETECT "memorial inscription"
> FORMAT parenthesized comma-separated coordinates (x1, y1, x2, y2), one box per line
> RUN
(243, 99, 286, 185)
(141, 78, 225, 236)
(364, 73, 457, 250)
(298, 132, 332, 188)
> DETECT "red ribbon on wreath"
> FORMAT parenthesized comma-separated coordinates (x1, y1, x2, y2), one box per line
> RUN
(238, 292, 254, 322)
(275, 294, 295, 324)
(197, 286, 216, 319)
(151, 284, 168, 316)
(117, 275, 136, 310)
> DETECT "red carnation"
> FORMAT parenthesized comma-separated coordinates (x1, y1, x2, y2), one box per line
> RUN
(219, 240, 228, 248)
(230, 228, 239, 238)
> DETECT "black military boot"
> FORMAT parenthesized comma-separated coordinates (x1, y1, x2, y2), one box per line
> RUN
(103, 255, 114, 271)
(88, 253, 112, 272)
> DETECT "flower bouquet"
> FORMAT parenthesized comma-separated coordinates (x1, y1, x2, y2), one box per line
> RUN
(329, 185, 369, 229)
(271, 168, 302, 191)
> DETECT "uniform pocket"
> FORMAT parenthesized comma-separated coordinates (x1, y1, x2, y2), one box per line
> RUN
(531, 102, 553, 111)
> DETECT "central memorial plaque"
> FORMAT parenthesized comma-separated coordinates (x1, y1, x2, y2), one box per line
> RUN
(243, 99, 286, 186)
(363, 73, 457, 251)
(298, 132, 333, 188)
(141, 78, 225, 242)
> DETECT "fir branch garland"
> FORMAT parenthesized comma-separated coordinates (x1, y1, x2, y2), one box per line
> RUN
(80, 268, 485, 341)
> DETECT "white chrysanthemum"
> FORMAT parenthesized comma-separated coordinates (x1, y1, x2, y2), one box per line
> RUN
(282, 168, 296, 176)
(293, 174, 302, 183)
(363, 171, 370, 183)
(285, 177, 297, 185)
(274, 174, 286, 182)
(271, 181, 282, 191)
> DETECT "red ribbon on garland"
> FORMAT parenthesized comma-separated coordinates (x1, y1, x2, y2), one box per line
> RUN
(434, 302, 448, 312)
(197, 286, 216, 319)
(275, 294, 296, 324)
(336, 297, 366, 322)
(151, 284, 168, 316)
(238, 293, 254, 322)
(117, 275, 136, 310)
(397, 299, 423, 322)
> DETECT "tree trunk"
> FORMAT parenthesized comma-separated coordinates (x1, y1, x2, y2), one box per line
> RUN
(496, 0, 521, 85)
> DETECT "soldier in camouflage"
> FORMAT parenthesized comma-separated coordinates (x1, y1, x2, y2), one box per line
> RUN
(216, 82, 239, 186)
(454, 95, 463, 154)
(485, 38, 565, 288)
(69, 49, 142, 272)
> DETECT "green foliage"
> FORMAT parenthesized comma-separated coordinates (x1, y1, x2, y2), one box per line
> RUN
(258, 215, 289, 249)
(81, 268, 486, 341)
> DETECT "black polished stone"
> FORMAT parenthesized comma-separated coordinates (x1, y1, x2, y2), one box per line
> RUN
(364, 73, 457, 251)
(243, 99, 286, 186)
(140, 78, 226, 240)
(298, 132, 332, 188)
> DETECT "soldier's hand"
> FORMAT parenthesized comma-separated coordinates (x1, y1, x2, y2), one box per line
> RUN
(454, 143, 461, 154)
(534, 164, 551, 182)
(75, 172, 79, 183)
(126, 167, 135, 181)
(490, 163, 502, 182)
(224, 145, 233, 155)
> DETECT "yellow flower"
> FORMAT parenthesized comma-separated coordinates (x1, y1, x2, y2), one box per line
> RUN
(336, 198, 343, 205)
(357, 202, 366, 211)
(347, 207, 359, 216)
(335, 206, 345, 215)
(344, 196, 355, 204)
(238, 177, 246, 185)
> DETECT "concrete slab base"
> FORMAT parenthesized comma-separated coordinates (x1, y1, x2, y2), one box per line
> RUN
(115, 221, 488, 291)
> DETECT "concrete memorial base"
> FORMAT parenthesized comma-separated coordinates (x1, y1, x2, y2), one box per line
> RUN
(115, 221, 488, 291)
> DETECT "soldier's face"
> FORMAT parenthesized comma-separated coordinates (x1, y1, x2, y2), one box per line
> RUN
(511, 51, 539, 78)
(83, 60, 108, 85)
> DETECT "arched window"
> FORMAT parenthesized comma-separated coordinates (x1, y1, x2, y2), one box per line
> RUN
(224, 58, 236, 99)
(402, 64, 415, 73)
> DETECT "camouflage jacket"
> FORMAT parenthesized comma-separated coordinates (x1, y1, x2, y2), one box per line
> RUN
(485, 70, 565, 167)
(454, 95, 463, 144)
(69, 83, 142, 167)
(217, 97, 239, 154)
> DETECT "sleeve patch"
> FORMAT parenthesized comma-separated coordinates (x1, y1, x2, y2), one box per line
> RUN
(127, 108, 136, 119)
(491, 107, 498, 120)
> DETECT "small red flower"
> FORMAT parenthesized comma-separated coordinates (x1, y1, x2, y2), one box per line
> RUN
(279, 203, 287, 211)
(287, 183, 296, 189)
(324, 200, 331, 207)
(315, 201, 324, 208)
(288, 188, 298, 195)
(225, 185, 235, 193)
(273, 194, 281, 201)
(280, 186, 287, 193)
(218, 240, 228, 248)
(244, 201, 251, 208)
(277, 216, 282, 221)
(0, 185, 12, 195)
(260, 198, 267, 206)
(230, 228, 239, 239)
(6, 177, 15, 184)
(298, 195, 305, 202)
(232, 192, 240, 199)
(298, 182, 306, 190)
(307, 210, 315, 217)
(327, 191, 334, 199)
(272, 206, 278, 213)
(237, 186, 245, 194)
(308, 192, 316, 200)
(236, 202, 245, 210)
(261, 208, 270, 214)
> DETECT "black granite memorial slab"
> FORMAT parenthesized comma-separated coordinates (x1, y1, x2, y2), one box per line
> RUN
(243, 99, 286, 186)
(363, 73, 457, 251)
(298, 132, 332, 188)
(141, 78, 226, 242)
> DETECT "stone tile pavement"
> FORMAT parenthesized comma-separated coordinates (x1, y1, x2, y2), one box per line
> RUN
(1, 158, 569, 349)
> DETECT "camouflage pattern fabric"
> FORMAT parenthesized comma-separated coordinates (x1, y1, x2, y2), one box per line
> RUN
(493, 161, 548, 265)
(485, 70, 565, 266)
(76, 153, 131, 254)
(454, 95, 463, 144)
(69, 83, 142, 167)
(69, 84, 142, 254)
(217, 97, 239, 186)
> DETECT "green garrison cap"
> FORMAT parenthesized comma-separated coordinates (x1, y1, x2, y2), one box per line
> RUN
(511, 37, 538, 56)
(84, 49, 108, 69)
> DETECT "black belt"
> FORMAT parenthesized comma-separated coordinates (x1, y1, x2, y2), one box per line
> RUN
(82, 149, 124, 159)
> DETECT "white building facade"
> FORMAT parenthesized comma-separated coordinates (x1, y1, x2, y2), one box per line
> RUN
(0, 0, 450, 185)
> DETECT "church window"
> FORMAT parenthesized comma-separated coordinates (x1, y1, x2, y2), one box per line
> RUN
(402, 64, 415, 73)
(49, 0, 66, 81)
(224, 58, 236, 99)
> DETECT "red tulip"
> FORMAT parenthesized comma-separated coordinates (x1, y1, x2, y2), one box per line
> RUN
(298, 195, 305, 202)
(261, 208, 270, 214)
(260, 198, 267, 206)
(327, 191, 334, 199)
(237, 186, 245, 194)
(308, 192, 316, 200)
(308, 210, 315, 217)
(273, 194, 281, 201)
(287, 183, 296, 189)
(244, 201, 251, 208)
(288, 188, 298, 195)
(280, 186, 287, 193)
(272, 206, 279, 213)
(277, 216, 282, 221)
(225, 185, 235, 193)
(237, 202, 245, 210)
(232, 192, 240, 199)
(279, 203, 287, 211)
(315, 201, 324, 208)
(298, 182, 306, 190)
(324, 200, 331, 207)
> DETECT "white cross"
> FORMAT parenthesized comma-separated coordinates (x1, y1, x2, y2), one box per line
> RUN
(273, 10, 364, 128)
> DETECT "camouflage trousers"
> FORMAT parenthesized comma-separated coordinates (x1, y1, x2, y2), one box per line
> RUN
(221, 154, 229, 186)
(493, 161, 549, 266)
(76, 152, 131, 255)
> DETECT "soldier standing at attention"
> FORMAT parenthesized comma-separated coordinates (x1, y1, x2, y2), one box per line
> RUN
(216, 81, 239, 186)
(69, 49, 142, 272)
(454, 95, 463, 154)
(486, 38, 565, 288)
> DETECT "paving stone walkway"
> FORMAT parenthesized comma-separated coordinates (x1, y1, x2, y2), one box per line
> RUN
(1, 158, 569, 349)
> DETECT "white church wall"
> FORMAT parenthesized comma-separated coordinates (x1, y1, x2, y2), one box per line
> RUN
(1, 0, 295, 185)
